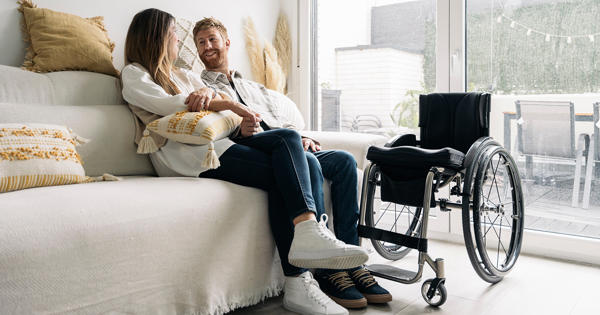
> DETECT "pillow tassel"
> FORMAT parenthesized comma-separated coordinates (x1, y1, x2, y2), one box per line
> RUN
(68, 128, 91, 145)
(137, 129, 159, 154)
(85, 173, 122, 183)
(201, 141, 220, 170)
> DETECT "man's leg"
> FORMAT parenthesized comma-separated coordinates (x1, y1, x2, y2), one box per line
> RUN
(313, 150, 392, 305)
(313, 150, 359, 245)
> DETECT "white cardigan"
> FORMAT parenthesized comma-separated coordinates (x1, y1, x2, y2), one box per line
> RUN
(121, 63, 235, 177)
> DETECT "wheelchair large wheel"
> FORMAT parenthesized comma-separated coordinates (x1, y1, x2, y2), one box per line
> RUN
(463, 145, 524, 283)
(364, 165, 423, 260)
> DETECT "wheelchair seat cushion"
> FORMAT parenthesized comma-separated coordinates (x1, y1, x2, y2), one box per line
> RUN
(367, 146, 465, 171)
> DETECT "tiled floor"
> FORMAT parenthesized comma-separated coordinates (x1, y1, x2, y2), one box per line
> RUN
(227, 240, 599, 315)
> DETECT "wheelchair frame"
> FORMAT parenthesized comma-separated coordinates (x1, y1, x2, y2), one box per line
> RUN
(356, 134, 525, 307)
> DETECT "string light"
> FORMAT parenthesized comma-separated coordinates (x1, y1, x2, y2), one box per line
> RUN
(497, 14, 600, 44)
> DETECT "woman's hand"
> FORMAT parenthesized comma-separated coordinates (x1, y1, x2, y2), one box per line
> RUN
(185, 87, 215, 112)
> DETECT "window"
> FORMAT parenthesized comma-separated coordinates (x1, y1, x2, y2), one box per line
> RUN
(314, 0, 436, 137)
(466, 0, 600, 240)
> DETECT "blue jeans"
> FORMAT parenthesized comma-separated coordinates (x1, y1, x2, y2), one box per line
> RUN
(200, 129, 359, 275)
(310, 150, 360, 247)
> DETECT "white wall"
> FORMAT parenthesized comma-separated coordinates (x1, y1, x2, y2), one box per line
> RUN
(0, 0, 282, 84)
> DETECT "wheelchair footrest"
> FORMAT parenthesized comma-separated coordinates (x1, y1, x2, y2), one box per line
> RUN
(366, 264, 418, 283)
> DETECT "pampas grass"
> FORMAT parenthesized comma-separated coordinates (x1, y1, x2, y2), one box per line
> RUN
(274, 13, 292, 79)
(264, 41, 285, 93)
(244, 14, 291, 94)
(243, 18, 266, 85)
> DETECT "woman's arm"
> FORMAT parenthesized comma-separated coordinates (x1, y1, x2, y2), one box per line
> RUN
(121, 64, 187, 116)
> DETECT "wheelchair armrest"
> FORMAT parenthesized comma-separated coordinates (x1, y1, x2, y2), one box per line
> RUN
(385, 134, 417, 148)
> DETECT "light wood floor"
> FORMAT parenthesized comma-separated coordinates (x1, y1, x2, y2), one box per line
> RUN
(228, 240, 599, 315)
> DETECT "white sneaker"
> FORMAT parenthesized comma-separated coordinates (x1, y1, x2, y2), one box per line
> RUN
(283, 271, 348, 315)
(288, 214, 368, 269)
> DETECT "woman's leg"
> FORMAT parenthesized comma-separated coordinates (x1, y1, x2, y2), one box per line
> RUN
(200, 143, 306, 276)
(234, 129, 318, 221)
(304, 151, 326, 219)
(207, 129, 367, 270)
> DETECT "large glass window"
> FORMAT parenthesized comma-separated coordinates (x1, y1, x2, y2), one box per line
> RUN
(315, 0, 436, 137)
(466, 0, 600, 239)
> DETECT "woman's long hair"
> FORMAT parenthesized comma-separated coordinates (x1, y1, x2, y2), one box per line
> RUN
(125, 8, 181, 95)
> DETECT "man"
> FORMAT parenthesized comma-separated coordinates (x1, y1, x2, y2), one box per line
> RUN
(191, 17, 392, 315)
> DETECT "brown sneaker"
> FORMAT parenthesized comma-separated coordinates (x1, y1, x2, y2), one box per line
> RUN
(316, 271, 367, 309)
(350, 267, 392, 304)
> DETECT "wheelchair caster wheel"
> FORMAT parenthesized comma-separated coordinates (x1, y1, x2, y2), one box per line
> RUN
(421, 278, 447, 307)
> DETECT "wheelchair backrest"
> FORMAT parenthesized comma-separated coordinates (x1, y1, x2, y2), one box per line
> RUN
(418, 92, 490, 154)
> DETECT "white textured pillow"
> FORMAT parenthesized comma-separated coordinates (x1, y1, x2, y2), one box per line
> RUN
(138, 110, 242, 169)
(268, 89, 305, 130)
(0, 123, 87, 192)
(174, 18, 204, 73)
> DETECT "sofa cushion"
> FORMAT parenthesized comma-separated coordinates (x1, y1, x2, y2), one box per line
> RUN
(0, 176, 284, 314)
(18, 0, 119, 76)
(0, 65, 124, 106)
(0, 103, 154, 176)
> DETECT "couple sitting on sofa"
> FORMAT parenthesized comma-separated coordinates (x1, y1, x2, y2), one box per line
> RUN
(121, 8, 391, 315)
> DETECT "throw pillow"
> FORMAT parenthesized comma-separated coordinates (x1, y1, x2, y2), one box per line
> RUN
(174, 17, 204, 73)
(137, 110, 242, 169)
(17, 0, 119, 76)
(0, 123, 89, 193)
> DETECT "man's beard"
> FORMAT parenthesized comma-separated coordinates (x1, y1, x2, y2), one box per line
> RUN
(201, 50, 223, 69)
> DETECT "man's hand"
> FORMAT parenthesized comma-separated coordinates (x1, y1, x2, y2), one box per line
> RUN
(239, 113, 263, 137)
(185, 87, 215, 112)
(302, 137, 321, 152)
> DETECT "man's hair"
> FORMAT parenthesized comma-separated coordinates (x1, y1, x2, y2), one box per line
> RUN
(193, 17, 228, 40)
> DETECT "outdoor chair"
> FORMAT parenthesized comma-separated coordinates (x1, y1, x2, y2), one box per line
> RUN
(515, 100, 590, 208)
(581, 102, 600, 208)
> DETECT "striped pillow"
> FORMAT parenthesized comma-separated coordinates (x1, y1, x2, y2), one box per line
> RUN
(0, 123, 88, 193)
(137, 110, 242, 169)
(146, 110, 242, 146)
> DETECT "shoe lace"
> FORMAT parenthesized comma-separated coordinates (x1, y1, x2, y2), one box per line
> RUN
(328, 271, 355, 291)
(318, 214, 342, 244)
(351, 268, 377, 288)
(302, 275, 331, 307)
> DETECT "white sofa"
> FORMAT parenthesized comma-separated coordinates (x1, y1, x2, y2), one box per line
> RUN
(0, 64, 386, 314)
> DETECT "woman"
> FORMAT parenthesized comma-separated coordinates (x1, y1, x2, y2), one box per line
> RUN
(121, 9, 367, 315)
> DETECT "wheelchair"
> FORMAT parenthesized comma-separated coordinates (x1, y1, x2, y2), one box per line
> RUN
(357, 92, 524, 307)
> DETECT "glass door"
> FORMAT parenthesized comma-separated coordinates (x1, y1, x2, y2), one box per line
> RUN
(459, 0, 600, 263)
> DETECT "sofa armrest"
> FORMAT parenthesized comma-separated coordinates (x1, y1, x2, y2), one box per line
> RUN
(301, 131, 387, 170)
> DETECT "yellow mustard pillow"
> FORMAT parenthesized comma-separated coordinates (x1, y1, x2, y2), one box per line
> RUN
(137, 110, 242, 169)
(0, 123, 91, 193)
(17, 0, 119, 76)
